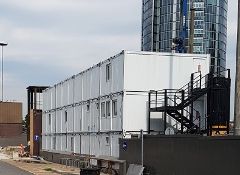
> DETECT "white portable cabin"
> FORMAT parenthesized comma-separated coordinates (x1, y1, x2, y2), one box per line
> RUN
(42, 51, 210, 158)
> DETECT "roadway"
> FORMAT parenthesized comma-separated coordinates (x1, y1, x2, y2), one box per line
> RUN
(0, 160, 32, 175)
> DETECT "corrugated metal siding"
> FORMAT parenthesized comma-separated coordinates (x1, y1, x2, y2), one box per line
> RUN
(74, 135, 80, 154)
(90, 101, 99, 132)
(42, 135, 46, 150)
(0, 123, 22, 137)
(42, 113, 46, 134)
(69, 78, 74, 105)
(56, 110, 62, 133)
(100, 61, 111, 96)
(0, 102, 22, 123)
(56, 84, 62, 108)
(90, 67, 100, 99)
(82, 71, 91, 101)
(56, 135, 61, 151)
(81, 135, 90, 155)
(67, 107, 74, 133)
(61, 110, 67, 133)
(42, 52, 124, 156)
(74, 74, 82, 103)
(90, 135, 100, 156)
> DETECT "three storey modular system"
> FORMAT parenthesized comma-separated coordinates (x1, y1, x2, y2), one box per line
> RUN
(42, 51, 210, 158)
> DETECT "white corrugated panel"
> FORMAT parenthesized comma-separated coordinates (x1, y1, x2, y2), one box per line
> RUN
(74, 135, 81, 154)
(61, 109, 67, 133)
(100, 61, 111, 96)
(44, 112, 50, 133)
(43, 90, 48, 111)
(46, 136, 51, 150)
(42, 135, 47, 150)
(90, 66, 100, 99)
(51, 112, 56, 133)
(82, 70, 91, 101)
(56, 84, 62, 108)
(67, 107, 74, 132)
(56, 110, 62, 133)
(124, 51, 210, 91)
(67, 136, 71, 152)
(90, 135, 100, 156)
(62, 81, 68, 106)
(81, 135, 90, 155)
(74, 105, 81, 132)
(99, 135, 111, 156)
(111, 134, 121, 158)
(43, 91, 47, 111)
(112, 54, 124, 93)
(123, 94, 148, 131)
(61, 135, 67, 152)
(101, 118, 111, 132)
(42, 113, 47, 134)
(74, 74, 82, 103)
(68, 78, 74, 105)
(45, 90, 50, 111)
(56, 135, 61, 151)
(90, 101, 99, 132)
(51, 87, 56, 109)
(112, 95, 123, 131)
(82, 104, 90, 132)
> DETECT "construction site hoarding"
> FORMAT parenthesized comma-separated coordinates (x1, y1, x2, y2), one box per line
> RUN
(0, 102, 22, 124)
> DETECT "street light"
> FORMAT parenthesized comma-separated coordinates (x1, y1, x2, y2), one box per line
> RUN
(0, 42, 8, 102)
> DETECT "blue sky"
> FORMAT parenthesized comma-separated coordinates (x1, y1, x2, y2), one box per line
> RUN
(0, 0, 238, 118)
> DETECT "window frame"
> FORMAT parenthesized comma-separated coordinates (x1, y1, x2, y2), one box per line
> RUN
(48, 114, 51, 126)
(106, 101, 111, 117)
(65, 111, 67, 123)
(101, 102, 106, 118)
(112, 100, 117, 117)
(106, 63, 111, 82)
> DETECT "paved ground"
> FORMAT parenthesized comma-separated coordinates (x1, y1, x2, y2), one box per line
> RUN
(0, 152, 108, 175)
(3, 159, 80, 175)
(0, 160, 33, 175)
(0, 152, 10, 160)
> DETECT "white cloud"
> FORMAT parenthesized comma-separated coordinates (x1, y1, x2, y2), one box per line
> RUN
(0, 0, 142, 117)
(0, 0, 238, 119)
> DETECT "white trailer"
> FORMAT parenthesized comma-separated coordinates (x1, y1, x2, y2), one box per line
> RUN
(42, 51, 210, 158)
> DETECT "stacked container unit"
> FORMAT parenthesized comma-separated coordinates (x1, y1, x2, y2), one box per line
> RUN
(43, 53, 125, 158)
(42, 51, 210, 158)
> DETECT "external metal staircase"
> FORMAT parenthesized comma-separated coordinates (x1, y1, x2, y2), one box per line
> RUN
(148, 70, 231, 135)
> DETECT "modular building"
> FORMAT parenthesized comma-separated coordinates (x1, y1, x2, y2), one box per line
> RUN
(42, 51, 210, 158)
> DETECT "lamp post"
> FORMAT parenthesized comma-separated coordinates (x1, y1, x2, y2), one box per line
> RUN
(0, 42, 8, 102)
(235, 2, 240, 135)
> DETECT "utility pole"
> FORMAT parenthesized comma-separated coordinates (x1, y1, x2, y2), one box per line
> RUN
(0, 42, 8, 102)
(234, 1, 240, 135)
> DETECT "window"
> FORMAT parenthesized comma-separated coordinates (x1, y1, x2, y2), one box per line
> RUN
(87, 104, 90, 112)
(101, 102, 105, 118)
(96, 102, 99, 109)
(106, 63, 111, 81)
(65, 111, 67, 123)
(106, 136, 110, 146)
(71, 137, 74, 152)
(112, 100, 117, 116)
(106, 101, 110, 117)
(48, 114, 51, 125)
